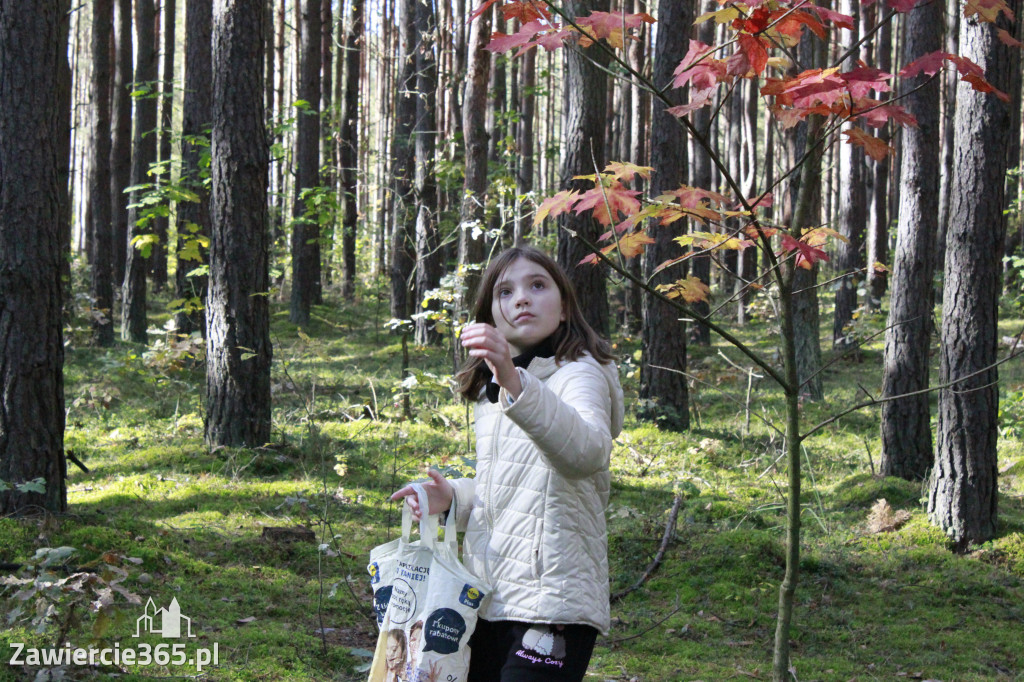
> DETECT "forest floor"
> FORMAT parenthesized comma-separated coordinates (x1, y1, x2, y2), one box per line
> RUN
(2, 280, 1024, 681)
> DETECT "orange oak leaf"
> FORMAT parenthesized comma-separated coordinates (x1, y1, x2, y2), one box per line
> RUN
(998, 27, 1024, 48)
(843, 127, 893, 161)
(780, 234, 829, 270)
(806, 5, 854, 30)
(533, 190, 579, 226)
(673, 41, 729, 90)
(964, 0, 1014, 22)
(616, 231, 656, 259)
(656, 276, 712, 304)
(666, 88, 714, 118)
(604, 161, 655, 183)
(500, 1, 551, 23)
(899, 50, 949, 78)
(840, 66, 893, 98)
(573, 182, 642, 226)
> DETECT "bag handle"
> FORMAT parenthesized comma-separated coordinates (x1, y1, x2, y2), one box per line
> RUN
(405, 481, 458, 554)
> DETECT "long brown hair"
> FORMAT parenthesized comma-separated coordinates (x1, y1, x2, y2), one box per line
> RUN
(455, 246, 614, 400)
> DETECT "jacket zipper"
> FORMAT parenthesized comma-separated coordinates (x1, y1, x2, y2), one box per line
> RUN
(482, 410, 500, 584)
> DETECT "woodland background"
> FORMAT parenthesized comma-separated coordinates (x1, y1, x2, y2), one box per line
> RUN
(2, 0, 1024, 679)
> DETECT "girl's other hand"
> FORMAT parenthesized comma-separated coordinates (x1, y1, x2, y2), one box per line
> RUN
(390, 468, 454, 521)
(460, 322, 522, 398)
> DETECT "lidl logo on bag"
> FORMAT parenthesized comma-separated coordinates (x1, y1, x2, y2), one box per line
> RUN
(458, 584, 484, 609)
(368, 562, 381, 584)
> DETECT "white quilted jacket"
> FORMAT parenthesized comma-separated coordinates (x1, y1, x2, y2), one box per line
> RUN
(448, 353, 624, 635)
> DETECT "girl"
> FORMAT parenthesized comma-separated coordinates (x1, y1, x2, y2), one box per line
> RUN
(392, 246, 624, 681)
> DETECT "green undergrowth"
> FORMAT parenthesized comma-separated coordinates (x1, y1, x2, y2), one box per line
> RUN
(2, 288, 1024, 681)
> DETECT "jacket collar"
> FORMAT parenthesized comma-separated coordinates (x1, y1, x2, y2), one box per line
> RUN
(484, 335, 557, 403)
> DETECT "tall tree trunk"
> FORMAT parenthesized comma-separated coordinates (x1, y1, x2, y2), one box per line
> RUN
(867, 15, 892, 308)
(122, 0, 159, 343)
(320, 0, 334, 286)
(174, 0, 213, 336)
(880, 0, 942, 481)
(514, 46, 536, 246)
(111, 0, 133, 287)
(89, 0, 115, 346)
(459, 4, 491, 310)
(556, 0, 610, 336)
(929, 2, 1020, 549)
(207, 0, 272, 447)
(414, 0, 441, 345)
(340, 0, 363, 300)
(151, 0, 176, 290)
(688, 1, 714, 346)
(57, 0, 73, 313)
(936, 0, 959, 279)
(390, 0, 417, 320)
(832, 0, 865, 348)
(0, 0, 67, 515)
(638, 0, 689, 430)
(264, 0, 275, 116)
(289, 0, 323, 325)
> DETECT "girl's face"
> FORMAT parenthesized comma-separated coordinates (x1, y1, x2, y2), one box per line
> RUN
(491, 257, 565, 355)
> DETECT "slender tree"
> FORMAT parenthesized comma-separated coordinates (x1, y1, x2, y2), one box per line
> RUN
(638, 0, 689, 430)
(174, 0, 214, 336)
(151, 0, 177, 289)
(111, 0, 133, 286)
(290, 0, 323, 325)
(0, 0, 67, 514)
(89, 0, 115, 346)
(556, 0, 611, 335)
(414, 0, 441, 345)
(880, 0, 943, 481)
(122, 0, 159, 343)
(206, 0, 273, 447)
(390, 0, 417, 320)
(929, 1, 1021, 549)
(339, 0, 363, 300)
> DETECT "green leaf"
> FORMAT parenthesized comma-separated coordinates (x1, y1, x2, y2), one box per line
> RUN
(17, 477, 46, 494)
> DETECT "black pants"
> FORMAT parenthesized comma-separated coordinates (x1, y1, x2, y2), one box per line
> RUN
(467, 619, 598, 682)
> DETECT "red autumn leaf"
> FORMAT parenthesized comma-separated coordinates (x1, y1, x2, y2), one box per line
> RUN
(533, 190, 580, 226)
(666, 88, 714, 118)
(528, 29, 572, 52)
(780, 234, 829, 270)
(768, 103, 804, 128)
(604, 161, 654, 183)
(573, 182, 642, 226)
(806, 5, 854, 30)
(740, 193, 773, 209)
(899, 50, 950, 78)
(665, 185, 730, 208)
(779, 68, 847, 108)
(852, 99, 918, 128)
(998, 28, 1024, 48)
(616, 231, 656, 259)
(576, 10, 654, 40)
(736, 6, 772, 34)
(771, 9, 827, 41)
(843, 127, 894, 162)
(840, 66, 893, 98)
(469, 0, 500, 23)
(962, 73, 1011, 102)
(737, 34, 769, 75)
(673, 41, 729, 90)
(500, 1, 551, 23)
(487, 20, 546, 53)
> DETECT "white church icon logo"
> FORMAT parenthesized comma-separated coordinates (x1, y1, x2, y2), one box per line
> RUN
(134, 597, 195, 638)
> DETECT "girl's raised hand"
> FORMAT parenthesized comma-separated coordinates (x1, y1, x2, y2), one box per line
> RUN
(460, 323, 522, 398)
(390, 468, 454, 521)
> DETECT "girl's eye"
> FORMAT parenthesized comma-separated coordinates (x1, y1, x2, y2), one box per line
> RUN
(498, 288, 511, 297)
(532, 281, 545, 290)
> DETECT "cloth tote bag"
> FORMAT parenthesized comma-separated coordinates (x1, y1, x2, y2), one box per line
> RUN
(367, 484, 490, 682)
(367, 498, 439, 630)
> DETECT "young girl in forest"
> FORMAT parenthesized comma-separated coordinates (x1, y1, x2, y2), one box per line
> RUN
(391, 246, 624, 682)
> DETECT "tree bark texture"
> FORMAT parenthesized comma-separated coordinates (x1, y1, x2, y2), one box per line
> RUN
(866, 14, 892, 308)
(0, 0, 67, 514)
(514, 46, 536, 246)
(638, 0, 689, 430)
(110, 0, 132, 286)
(390, 0, 417, 320)
(174, 0, 213, 337)
(289, 0, 323, 325)
(206, 0, 273, 447)
(414, 0, 441, 345)
(57, 0, 73, 312)
(459, 5, 491, 309)
(340, 0, 363, 300)
(687, 2, 715, 346)
(556, 0, 610, 337)
(929, 6, 1020, 548)
(89, 0, 115, 346)
(151, 0, 176, 290)
(832, 0, 865, 348)
(121, 0, 159, 343)
(880, 0, 942, 481)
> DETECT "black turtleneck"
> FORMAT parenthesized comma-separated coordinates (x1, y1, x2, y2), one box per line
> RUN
(483, 334, 557, 404)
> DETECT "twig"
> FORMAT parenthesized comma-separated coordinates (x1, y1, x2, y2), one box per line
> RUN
(611, 492, 684, 603)
(599, 603, 683, 647)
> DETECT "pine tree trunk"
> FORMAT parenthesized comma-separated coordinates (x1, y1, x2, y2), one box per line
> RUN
(339, 0, 363, 300)
(206, 0, 272, 447)
(880, 0, 942, 481)
(688, 1, 714, 346)
(514, 46, 536, 246)
(151, 0, 176, 290)
(866, 16, 892, 308)
(0, 0, 67, 515)
(414, 0, 440, 345)
(459, 5, 491, 310)
(289, 0, 322, 325)
(936, 0, 959, 277)
(57, 0, 73, 313)
(174, 0, 213, 337)
(89, 0, 115, 346)
(556, 0, 610, 336)
(638, 0, 689, 430)
(929, 3, 1020, 549)
(111, 0, 133, 287)
(122, 0, 159, 344)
